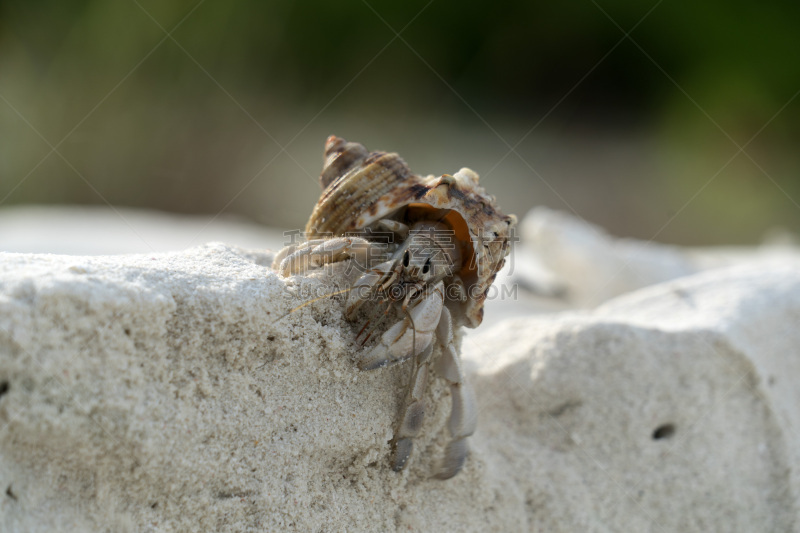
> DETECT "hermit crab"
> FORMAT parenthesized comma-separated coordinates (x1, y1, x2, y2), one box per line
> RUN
(273, 136, 515, 479)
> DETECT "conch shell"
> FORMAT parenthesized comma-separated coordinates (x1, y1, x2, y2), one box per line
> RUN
(305, 135, 516, 328)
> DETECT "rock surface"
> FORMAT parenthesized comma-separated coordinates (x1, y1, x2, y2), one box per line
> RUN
(522, 207, 800, 306)
(0, 244, 798, 532)
(0, 205, 287, 255)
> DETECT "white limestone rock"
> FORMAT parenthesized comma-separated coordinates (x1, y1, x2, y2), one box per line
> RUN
(0, 205, 287, 255)
(468, 261, 800, 531)
(0, 244, 798, 532)
(521, 206, 800, 306)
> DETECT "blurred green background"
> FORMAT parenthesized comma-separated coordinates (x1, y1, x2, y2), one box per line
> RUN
(1, 0, 798, 245)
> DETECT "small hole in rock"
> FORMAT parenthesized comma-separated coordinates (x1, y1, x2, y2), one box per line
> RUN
(267, 336, 275, 341)
(6, 485, 17, 501)
(124, 328, 131, 336)
(0, 381, 9, 399)
(652, 424, 675, 440)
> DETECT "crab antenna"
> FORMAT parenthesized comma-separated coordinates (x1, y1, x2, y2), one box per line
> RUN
(403, 305, 417, 359)
(358, 297, 393, 345)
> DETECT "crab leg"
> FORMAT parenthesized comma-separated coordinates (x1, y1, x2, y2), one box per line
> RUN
(376, 219, 409, 241)
(278, 236, 385, 276)
(432, 305, 477, 480)
(274, 239, 327, 276)
(357, 281, 444, 371)
(358, 282, 445, 472)
(391, 343, 432, 471)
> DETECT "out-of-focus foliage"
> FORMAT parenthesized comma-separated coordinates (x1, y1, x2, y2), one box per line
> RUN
(4, 1, 799, 120)
(1, 0, 798, 244)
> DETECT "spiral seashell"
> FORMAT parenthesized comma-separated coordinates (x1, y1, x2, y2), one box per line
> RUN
(305, 135, 516, 328)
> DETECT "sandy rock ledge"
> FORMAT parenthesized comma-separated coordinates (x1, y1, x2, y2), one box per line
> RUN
(0, 243, 798, 532)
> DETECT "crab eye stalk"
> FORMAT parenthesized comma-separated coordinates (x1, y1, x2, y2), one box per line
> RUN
(403, 250, 410, 267)
(422, 258, 431, 274)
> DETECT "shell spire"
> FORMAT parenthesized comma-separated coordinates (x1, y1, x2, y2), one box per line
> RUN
(306, 137, 412, 237)
(319, 135, 369, 189)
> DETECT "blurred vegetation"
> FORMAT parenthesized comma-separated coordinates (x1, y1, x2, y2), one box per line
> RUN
(1, 0, 799, 244)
